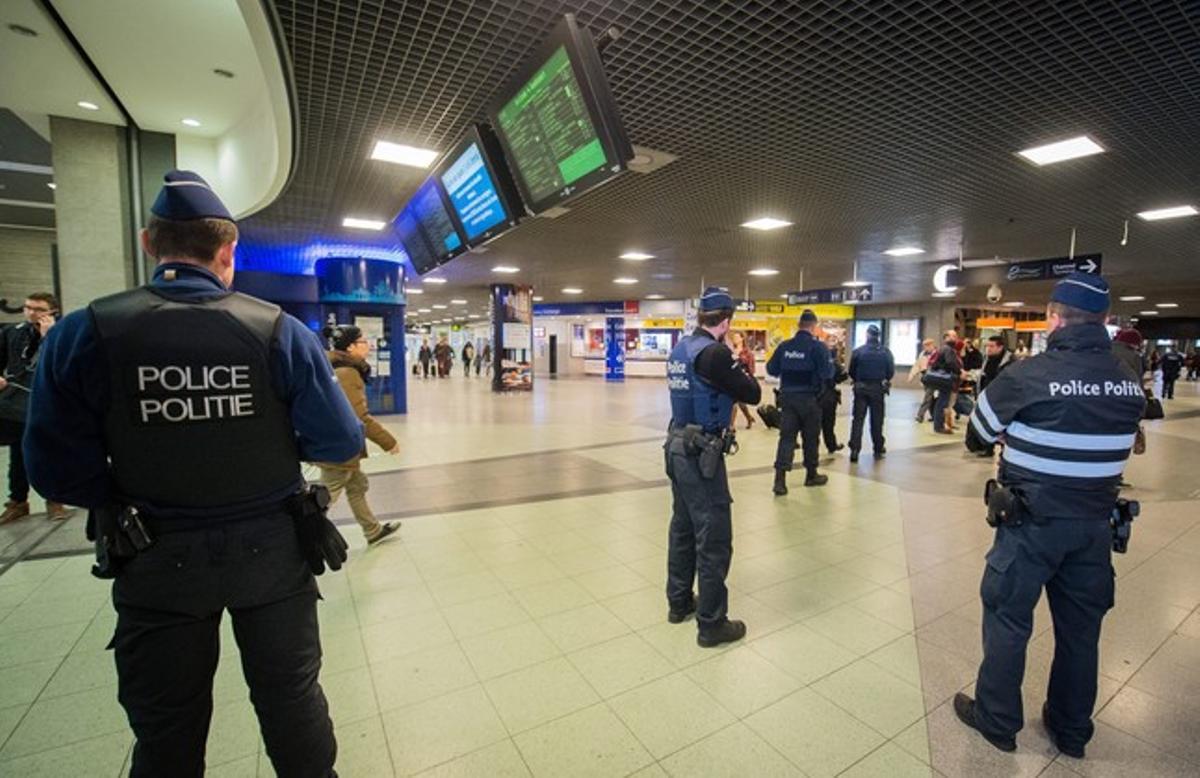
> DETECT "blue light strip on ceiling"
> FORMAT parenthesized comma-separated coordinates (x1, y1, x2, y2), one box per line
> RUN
(236, 235, 411, 276)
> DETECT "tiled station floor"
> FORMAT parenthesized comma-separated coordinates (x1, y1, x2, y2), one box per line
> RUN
(2, 374, 1199, 777)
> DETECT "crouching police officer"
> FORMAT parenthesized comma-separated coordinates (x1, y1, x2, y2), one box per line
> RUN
(23, 171, 364, 777)
(954, 272, 1145, 759)
(767, 309, 834, 493)
(847, 324, 895, 463)
(665, 287, 761, 647)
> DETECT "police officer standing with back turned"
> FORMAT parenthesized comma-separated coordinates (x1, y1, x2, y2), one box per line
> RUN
(954, 272, 1145, 760)
(767, 309, 834, 494)
(847, 324, 895, 463)
(665, 287, 761, 648)
(22, 171, 364, 777)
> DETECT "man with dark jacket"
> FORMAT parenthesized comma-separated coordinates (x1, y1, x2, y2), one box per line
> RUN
(975, 336, 1014, 458)
(847, 324, 895, 462)
(1161, 347, 1184, 399)
(0, 293, 71, 523)
(819, 341, 848, 454)
(767, 310, 834, 493)
(932, 330, 964, 434)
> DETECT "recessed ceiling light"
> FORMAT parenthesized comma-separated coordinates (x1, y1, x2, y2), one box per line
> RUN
(779, 293, 789, 299)
(532, 296, 544, 302)
(620, 251, 654, 260)
(748, 268, 779, 276)
(645, 294, 665, 300)
(1155, 303, 1179, 308)
(424, 277, 447, 284)
(492, 265, 519, 273)
(1118, 295, 1144, 302)
(1017, 135, 1105, 166)
(842, 280, 870, 288)
(1002, 301, 1024, 307)
(1137, 205, 1198, 221)
(417, 308, 432, 313)
(406, 288, 423, 295)
(1138, 310, 1159, 316)
(562, 287, 583, 295)
(741, 217, 792, 231)
(46, 182, 56, 190)
(613, 277, 638, 285)
(342, 217, 386, 230)
(884, 247, 924, 257)
(370, 140, 439, 168)
(181, 118, 201, 128)
(451, 299, 468, 305)
(468, 314, 481, 319)
(432, 304, 447, 309)
(932, 291, 956, 298)
(77, 101, 100, 111)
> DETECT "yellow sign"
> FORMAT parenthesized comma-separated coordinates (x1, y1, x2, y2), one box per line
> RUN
(978, 317, 1016, 329)
(640, 318, 684, 329)
(1015, 320, 1047, 332)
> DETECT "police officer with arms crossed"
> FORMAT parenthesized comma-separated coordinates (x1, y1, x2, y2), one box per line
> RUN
(954, 272, 1145, 759)
(665, 287, 761, 647)
(767, 309, 833, 494)
(847, 324, 895, 463)
(23, 171, 364, 777)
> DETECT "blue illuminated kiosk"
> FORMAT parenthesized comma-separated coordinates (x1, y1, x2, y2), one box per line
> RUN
(315, 257, 407, 414)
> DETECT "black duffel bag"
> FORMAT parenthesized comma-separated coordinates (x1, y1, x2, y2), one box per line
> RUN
(920, 369, 955, 391)
(1143, 395, 1164, 420)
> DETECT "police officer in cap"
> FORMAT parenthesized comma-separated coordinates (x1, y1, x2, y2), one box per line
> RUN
(847, 324, 895, 463)
(767, 309, 834, 494)
(665, 286, 761, 647)
(954, 272, 1145, 759)
(23, 171, 364, 777)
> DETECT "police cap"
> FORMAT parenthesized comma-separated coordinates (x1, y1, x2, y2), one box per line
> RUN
(800, 309, 819, 324)
(150, 170, 235, 222)
(699, 286, 734, 311)
(1050, 271, 1109, 313)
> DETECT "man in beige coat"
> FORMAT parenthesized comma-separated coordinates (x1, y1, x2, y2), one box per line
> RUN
(319, 325, 400, 545)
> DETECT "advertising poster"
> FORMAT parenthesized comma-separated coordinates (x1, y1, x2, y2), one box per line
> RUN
(605, 316, 625, 381)
(492, 284, 534, 391)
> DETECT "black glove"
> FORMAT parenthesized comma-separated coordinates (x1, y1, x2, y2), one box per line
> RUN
(288, 485, 349, 576)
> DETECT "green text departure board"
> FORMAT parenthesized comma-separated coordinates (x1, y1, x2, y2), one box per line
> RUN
(496, 45, 608, 205)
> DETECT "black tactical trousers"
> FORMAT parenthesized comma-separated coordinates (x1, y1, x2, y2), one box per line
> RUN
(0, 420, 29, 502)
(819, 392, 840, 452)
(774, 392, 821, 472)
(665, 437, 733, 634)
(111, 512, 336, 778)
(974, 519, 1115, 750)
(849, 383, 886, 454)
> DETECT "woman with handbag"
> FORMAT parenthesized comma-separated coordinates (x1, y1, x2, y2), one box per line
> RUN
(928, 331, 963, 434)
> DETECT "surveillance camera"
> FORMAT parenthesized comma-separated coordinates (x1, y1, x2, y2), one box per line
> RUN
(987, 284, 1003, 304)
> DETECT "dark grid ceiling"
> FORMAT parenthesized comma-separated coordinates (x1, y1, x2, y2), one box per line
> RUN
(246, 0, 1200, 318)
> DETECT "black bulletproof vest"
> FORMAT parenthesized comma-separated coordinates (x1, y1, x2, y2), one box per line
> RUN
(89, 286, 300, 509)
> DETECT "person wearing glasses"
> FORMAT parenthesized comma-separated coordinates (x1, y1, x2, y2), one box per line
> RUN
(318, 325, 400, 545)
(0, 293, 72, 523)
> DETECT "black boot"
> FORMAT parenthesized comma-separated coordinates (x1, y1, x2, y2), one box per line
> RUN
(772, 469, 788, 496)
(668, 597, 696, 624)
(954, 693, 1016, 752)
(1042, 702, 1085, 759)
(805, 469, 828, 487)
(848, 450, 859, 463)
(697, 619, 747, 648)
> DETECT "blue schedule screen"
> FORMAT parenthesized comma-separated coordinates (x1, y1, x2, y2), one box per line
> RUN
(440, 142, 508, 241)
(412, 181, 463, 256)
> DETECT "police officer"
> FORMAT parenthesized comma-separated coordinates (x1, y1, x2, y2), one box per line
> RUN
(23, 171, 364, 777)
(818, 340, 848, 455)
(954, 272, 1145, 759)
(665, 287, 761, 648)
(767, 309, 834, 494)
(847, 324, 895, 463)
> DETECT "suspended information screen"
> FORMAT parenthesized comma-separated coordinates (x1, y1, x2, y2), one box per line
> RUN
(436, 125, 523, 245)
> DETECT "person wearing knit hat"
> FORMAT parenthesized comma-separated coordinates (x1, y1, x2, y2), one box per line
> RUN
(766, 309, 835, 491)
(953, 272, 1146, 759)
(23, 170, 364, 776)
(665, 286, 761, 648)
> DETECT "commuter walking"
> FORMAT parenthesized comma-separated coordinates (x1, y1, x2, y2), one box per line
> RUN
(0, 293, 73, 523)
(462, 342, 475, 377)
(1161, 346, 1184, 399)
(847, 324, 895, 462)
(767, 309, 834, 493)
(318, 325, 400, 545)
(819, 338, 848, 454)
(910, 338, 938, 422)
(418, 339, 432, 379)
(930, 330, 964, 434)
(665, 287, 761, 648)
(729, 332, 757, 429)
(482, 342, 493, 375)
(974, 336, 1014, 458)
(956, 272, 1144, 760)
(22, 171, 364, 777)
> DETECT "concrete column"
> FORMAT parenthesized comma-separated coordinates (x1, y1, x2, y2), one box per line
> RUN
(49, 116, 133, 312)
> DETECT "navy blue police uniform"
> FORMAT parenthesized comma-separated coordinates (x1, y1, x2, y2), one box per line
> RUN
(665, 287, 761, 647)
(22, 171, 363, 778)
(1160, 350, 1184, 399)
(955, 273, 1145, 758)
(766, 310, 834, 491)
(819, 357, 848, 454)
(847, 326, 895, 461)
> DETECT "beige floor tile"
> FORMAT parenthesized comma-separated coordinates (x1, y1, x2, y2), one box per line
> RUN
(574, 565, 653, 601)
(811, 658, 925, 737)
(922, 698, 1053, 778)
(602, 586, 667, 632)
(804, 603, 906, 656)
(538, 603, 631, 653)
(659, 722, 802, 777)
(0, 731, 131, 778)
(840, 742, 934, 777)
(1096, 686, 1200, 765)
(440, 593, 531, 640)
(460, 621, 561, 680)
(371, 642, 479, 713)
(512, 578, 595, 619)
(685, 644, 801, 718)
(484, 657, 600, 734)
(383, 685, 508, 775)
(334, 715, 397, 778)
(0, 685, 127, 760)
(609, 672, 735, 759)
(0, 659, 59, 707)
(568, 634, 675, 699)
(513, 703, 653, 778)
(415, 739, 531, 777)
(426, 571, 507, 608)
(745, 688, 885, 777)
(360, 608, 456, 664)
(749, 622, 858, 684)
(1057, 720, 1197, 778)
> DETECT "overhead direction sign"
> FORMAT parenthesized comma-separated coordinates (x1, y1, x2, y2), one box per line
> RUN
(787, 285, 874, 306)
(946, 254, 1101, 288)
